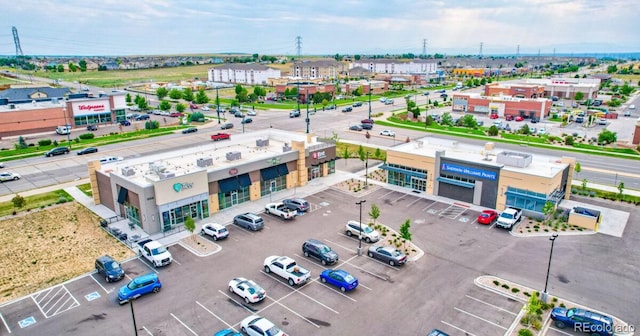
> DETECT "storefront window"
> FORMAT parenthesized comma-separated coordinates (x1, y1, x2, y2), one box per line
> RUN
(308, 166, 322, 181)
(125, 204, 140, 227)
(388, 170, 407, 187)
(328, 160, 336, 174)
(73, 113, 112, 126)
(160, 200, 209, 232)
(261, 175, 286, 196)
(218, 187, 250, 210)
(505, 187, 547, 213)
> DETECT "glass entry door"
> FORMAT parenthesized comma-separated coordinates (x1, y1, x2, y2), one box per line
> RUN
(231, 191, 238, 206)
(410, 176, 426, 192)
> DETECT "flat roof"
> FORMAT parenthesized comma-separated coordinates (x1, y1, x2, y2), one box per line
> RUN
(99, 129, 326, 186)
(391, 136, 569, 178)
(455, 92, 548, 103)
(0, 101, 63, 112)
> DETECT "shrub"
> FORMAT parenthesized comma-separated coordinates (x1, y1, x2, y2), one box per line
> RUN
(518, 329, 534, 336)
(512, 288, 520, 293)
(501, 284, 510, 289)
(38, 139, 52, 146)
(493, 280, 500, 286)
(78, 133, 94, 140)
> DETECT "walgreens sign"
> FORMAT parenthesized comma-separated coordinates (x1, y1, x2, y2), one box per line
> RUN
(78, 104, 106, 111)
(73, 100, 110, 116)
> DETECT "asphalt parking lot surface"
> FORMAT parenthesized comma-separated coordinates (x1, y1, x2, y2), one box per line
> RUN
(1, 187, 637, 335)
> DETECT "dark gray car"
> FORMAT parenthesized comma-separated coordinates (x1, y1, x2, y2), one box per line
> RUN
(367, 245, 407, 266)
(45, 147, 70, 157)
(302, 239, 338, 265)
(282, 198, 309, 212)
(233, 213, 264, 231)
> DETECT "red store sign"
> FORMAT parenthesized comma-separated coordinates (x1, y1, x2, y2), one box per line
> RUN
(78, 104, 106, 111)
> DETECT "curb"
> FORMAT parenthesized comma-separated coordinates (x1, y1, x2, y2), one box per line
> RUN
(177, 238, 222, 257)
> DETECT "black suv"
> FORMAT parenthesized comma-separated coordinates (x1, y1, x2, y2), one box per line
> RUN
(86, 124, 98, 131)
(45, 147, 70, 157)
(352, 102, 363, 107)
(302, 239, 338, 265)
(95, 255, 125, 283)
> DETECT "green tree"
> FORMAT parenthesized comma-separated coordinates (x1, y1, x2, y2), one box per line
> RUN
(597, 130, 617, 144)
(57, 64, 64, 72)
(374, 147, 382, 159)
(253, 86, 266, 97)
(564, 135, 574, 146)
(17, 136, 28, 149)
(581, 178, 588, 191)
(190, 112, 205, 122)
(574, 162, 581, 176)
(195, 89, 210, 104)
(573, 91, 584, 101)
(182, 88, 194, 101)
(520, 124, 531, 135)
(68, 62, 77, 72)
(184, 216, 196, 242)
(176, 103, 186, 113)
(125, 93, 132, 103)
(618, 181, 625, 198)
(358, 145, 366, 164)
(369, 204, 380, 225)
(440, 112, 453, 126)
(487, 125, 499, 136)
(169, 88, 183, 99)
(156, 87, 169, 100)
(399, 219, 412, 249)
(341, 146, 350, 161)
(235, 84, 243, 95)
(11, 194, 26, 209)
(236, 89, 249, 102)
(461, 114, 477, 128)
(522, 293, 543, 329)
(144, 120, 160, 130)
(542, 201, 555, 220)
(78, 59, 87, 72)
(159, 100, 171, 111)
(137, 97, 148, 110)
(606, 64, 618, 74)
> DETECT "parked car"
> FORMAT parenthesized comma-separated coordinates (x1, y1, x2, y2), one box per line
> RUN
(0, 162, 4, 168)
(117, 273, 162, 305)
(505, 115, 514, 121)
(367, 245, 407, 266)
(189, 103, 198, 109)
(77, 147, 98, 155)
(119, 120, 131, 126)
(240, 315, 287, 336)
(86, 124, 98, 131)
(361, 119, 374, 124)
(361, 123, 373, 130)
(213, 330, 242, 336)
(247, 110, 257, 116)
(302, 239, 338, 265)
(282, 198, 310, 212)
(440, 93, 448, 99)
(597, 119, 607, 125)
(537, 128, 547, 135)
(45, 147, 70, 157)
(515, 116, 524, 122)
(341, 106, 353, 113)
(228, 277, 266, 304)
(170, 112, 184, 117)
(201, 223, 229, 241)
(345, 220, 380, 243)
(489, 114, 499, 119)
(352, 101, 363, 107)
(95, 255, 125, 283)
(550, 307, 614, 336)
(349, 125, 363, 131)
(201, 106, 211, 111)
(0, 172, 21, 182)
(241, 117, 253, 124)
(427, 329, 450, 336)
(99, 156, 124, 164)
(234, 111, 245, 118)
(319, 269, 358, 292)
(477, 210, 498, 225)
(384, 99, 394, 105)
(379, 130, 395, 137)
(289, 110, 301, 118)
(220, 122, 234, 130)
(181, 127, 198, 134)
(126, 113, 140, 119)
(233, 213, 264, 231)
(135, 114, 150, 121)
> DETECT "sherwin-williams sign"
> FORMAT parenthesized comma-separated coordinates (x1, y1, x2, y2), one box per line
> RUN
(154, 170, 208, 205)
(441, 163, 497, 180)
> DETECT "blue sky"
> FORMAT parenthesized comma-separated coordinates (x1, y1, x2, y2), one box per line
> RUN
(0, 0, 638, 56)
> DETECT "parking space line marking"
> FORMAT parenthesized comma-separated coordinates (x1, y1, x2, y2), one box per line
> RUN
(272, 300, 321, 328)
(42, 286, 66, 316)
(53, 296, 77, 316)
(548, 326, 574, 335)
(324, 239, 356, 254)
(30, 296, 47, 319)
(406, 197, 422, 207)
(0, 311, 11, 334)
(292, 254, 325, 270)
(335, 259, 387, 282)
(454, 307, 507, 330)
(89, 274, 110, 294)
(465, 295, 518, 315)
(39, 287, 61, 308)
(142, 326, 154, 335)
(260, 271, 338, 314)
(315, 282, 357, 302)
(422, 201, 439, 211)
(378, 190, 395, 199)
(170, 313, 198, 335)
(441, 320, 478, 336)
(216, 290, 255, 314)
(196, 301, 234, 330)
(137, 257, 159, 273)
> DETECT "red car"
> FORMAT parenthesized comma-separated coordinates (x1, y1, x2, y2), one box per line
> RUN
(210, 133, 231, 141)
(505, 115, 514, 121)
(515, 115, 524, 122)
(489, 114, 499, 119)
(189, 103, 198, 109)
(361, 119, 374, 124)
(477, 210, 498, 225)
(170, 112, 184, 117)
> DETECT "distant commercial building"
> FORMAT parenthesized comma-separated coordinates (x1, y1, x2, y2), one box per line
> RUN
(292, 60, 344, 80)
(380, 137, 574, 216)
(452, 93, 552, 119)
(350, 59, 437, 74)
(274, 82, 336, 104)
(521, 78, 599, 100)
(89, 130, 337, 235)
(484, 83, 546, 98)
(208, 64, 281, 85)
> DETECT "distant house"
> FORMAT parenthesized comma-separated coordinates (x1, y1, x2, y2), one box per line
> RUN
(350, 59, 437, 74)
(101, 61, 119, 70)
(208, 64, 281, 85)
(0, 87, 71, 104)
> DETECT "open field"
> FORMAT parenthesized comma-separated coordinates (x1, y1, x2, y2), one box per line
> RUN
(0, 203, 135, 303)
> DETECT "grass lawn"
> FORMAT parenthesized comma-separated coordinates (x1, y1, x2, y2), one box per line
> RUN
(0, 190, 73, 217)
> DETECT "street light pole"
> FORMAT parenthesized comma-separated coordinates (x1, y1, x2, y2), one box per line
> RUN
(356, 200, 366, 256)
(62, 106, 71, 150)
(306, 88, 310, 134)
(368, 82, 372, 119)
(542, 233, 559, 302)
(364, 152, 369, 189)
(129, 299, 139, 336)
(215, 86, 220, 124)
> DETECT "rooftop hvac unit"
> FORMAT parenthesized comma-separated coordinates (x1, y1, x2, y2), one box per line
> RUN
(121, 167, 135, 176)
(149, 162, 166, 173)
(283, 144, 292, 152)
(197, 157, 213, 167)
(9, 104, 15, 109)
(226, 151, 242, 161)
(159, 172, 176, 179)
(256, 139, 269, 147)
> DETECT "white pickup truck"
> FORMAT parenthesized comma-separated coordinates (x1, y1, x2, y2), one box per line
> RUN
(264, 202, 297, 220)
(263, 255, 310, 286)
(136, 238, 173, 267)
(496, 208, 522, 230)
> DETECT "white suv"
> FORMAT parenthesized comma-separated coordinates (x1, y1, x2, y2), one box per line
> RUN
(345, 220, 380, 243)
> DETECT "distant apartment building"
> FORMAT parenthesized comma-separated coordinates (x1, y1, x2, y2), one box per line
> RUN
(292, 60, 343, 80)
(350, 59, 437, 74)
(208, 64, 281, 85)
(452, 93, 552, 120)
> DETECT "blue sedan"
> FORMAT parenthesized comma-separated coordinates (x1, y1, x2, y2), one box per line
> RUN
(213, 329, 242, 336)
(319, 269, 358, 292)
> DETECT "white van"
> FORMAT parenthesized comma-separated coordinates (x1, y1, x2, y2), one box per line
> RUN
(56, 125, 71, 135)
(629, 104, 636, 109)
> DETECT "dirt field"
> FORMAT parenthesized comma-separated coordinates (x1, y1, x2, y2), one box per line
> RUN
(0, 203, 135, 303)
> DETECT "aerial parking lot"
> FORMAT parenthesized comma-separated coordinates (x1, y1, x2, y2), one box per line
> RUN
(0, 186, 635, 335)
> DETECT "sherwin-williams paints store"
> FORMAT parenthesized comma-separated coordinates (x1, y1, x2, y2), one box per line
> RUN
(89, 130, 336, 234)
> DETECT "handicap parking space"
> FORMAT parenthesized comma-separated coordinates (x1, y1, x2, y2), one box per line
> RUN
(436, 286, 523, 336)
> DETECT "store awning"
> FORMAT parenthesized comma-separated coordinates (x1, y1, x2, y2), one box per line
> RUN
(277, 163, 289, 176)
(260, 166, 279, 180)
(218, 177, 240, 193)
(117, 186, 128, 204)
(239, 174, 252, 187)
(436, 177, 474, 188)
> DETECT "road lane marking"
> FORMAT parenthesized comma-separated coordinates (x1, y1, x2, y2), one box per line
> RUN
(454, 307, 507, 330)
(465, 294, 518, 315)
(170, 312, 198, 336)
(548, 326, 574, 335)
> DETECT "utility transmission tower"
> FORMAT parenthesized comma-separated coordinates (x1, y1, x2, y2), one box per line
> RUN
(12, 26, 24, 56)
(479, 42, 483, 59)
(295, 36, 302, 57)
(422, 39, 427, 57)
(516, 44, 520, 59)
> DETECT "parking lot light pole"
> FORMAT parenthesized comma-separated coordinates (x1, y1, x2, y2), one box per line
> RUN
(306, 88, 310, 134)
(364, 152, 369, 189)
(129, 299, 139, 336)
(62, 107, 72, 150)
(542, 233, 559, 303)
(368, 82, 372, 119)
(215, 86, 220, 124)
(356, 200, 366, 256)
